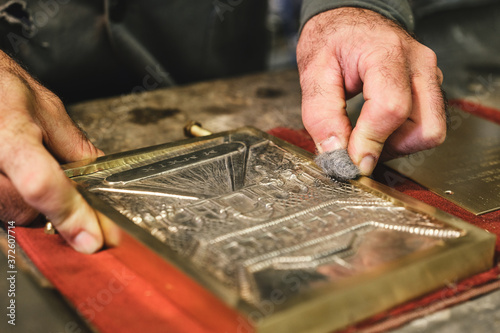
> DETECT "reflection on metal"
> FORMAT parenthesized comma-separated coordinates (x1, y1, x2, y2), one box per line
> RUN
(183, 120, 213, 138)
(90, 187, 203, 200)
(44, 222, 56, 235)
(105, 142, 246, 185)
(66, 127, 496, 333)
(386, 107, 500, 215)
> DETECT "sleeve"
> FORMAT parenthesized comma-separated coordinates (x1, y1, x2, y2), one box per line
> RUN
(300, 0, 415, 33)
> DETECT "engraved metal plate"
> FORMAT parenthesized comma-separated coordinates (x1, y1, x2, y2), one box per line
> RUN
(385, 107, 500, 215)
(65, 127, 495, 333)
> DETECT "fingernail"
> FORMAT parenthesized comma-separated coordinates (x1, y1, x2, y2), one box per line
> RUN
(359, 155, 377, 175)
(73, 231, 101, 254)
(318, 136, 344, 153)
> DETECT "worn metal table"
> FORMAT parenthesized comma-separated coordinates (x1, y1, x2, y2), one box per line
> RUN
(69, 70, 304, 154)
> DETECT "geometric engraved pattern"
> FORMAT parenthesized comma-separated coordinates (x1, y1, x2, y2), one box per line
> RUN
(81, 134, 463, 306)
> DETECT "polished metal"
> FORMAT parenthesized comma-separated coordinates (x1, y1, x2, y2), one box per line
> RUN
(184, 120, 213, 137)
(385, 107, 500, 215)
(65, 127, 496, 333)
(104, 142, 246, 185)
(44, 222, 56, 235)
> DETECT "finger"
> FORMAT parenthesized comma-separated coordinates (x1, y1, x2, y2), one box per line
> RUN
(96, 210, 122, 248)
(299, 53, 353, 153)
(348, 50, 413, 175)
(0, 173, 38, 224)
(382, 82, 446, 157)
(32, 92, 104, 163)
(44, 117, 104, 163)
(1, 130, 103, 254)
(383, 55, 446, 157)
(437, 67, 444, 85)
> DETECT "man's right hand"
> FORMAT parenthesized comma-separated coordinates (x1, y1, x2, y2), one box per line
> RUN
(0, 50, 105, 254)
(297, 8, 446, 176)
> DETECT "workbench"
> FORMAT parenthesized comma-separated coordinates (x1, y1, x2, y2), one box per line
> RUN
(1, 66, 499, 333)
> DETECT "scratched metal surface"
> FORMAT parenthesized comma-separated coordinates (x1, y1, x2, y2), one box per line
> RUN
(72, 130, 464, 308)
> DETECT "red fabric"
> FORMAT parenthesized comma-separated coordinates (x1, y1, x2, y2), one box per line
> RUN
(268, 127, 317, 154)
(15, 224, 245, 333)
(11, 98, 500, 333)
(449, 99, 500, 125)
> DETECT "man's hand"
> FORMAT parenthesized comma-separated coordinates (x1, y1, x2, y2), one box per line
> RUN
(297, 7, 446, 175)
(0, 50, 105, 254)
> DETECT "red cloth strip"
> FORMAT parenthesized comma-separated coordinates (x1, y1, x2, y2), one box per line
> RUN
(449, 99, 500, 125)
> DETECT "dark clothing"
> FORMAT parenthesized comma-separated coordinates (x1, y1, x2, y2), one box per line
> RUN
(0, 0, 496, 102)
(0, 0, 269, 102)
(301, 0, 414, 32)
(301, 0, 499, 32)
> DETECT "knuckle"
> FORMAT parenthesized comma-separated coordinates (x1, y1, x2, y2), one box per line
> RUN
(424, 125, 447, 147)
(376, 31, 406, 55)
(387, 34, 406, 50)
(67, 130, 98, 161)
(364, 42, 404, 67)
(51, 98, 65, 113)
(20, 170, 54, 206)
(51, 94, 65, 110)
(437, 68, 444, 82)
(418, 117, 447, 149)
(42, 92, 65, 114)
(383, 100, 411, 120)
(421, 46, 438, 67)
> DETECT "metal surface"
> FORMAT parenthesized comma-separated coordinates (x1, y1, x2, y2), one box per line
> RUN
(184, 121, 213, 137)
(67, 70, 304, 154)
(391, 286, 500, 333)
(104, 142, 246, 185)
(65, 127, 495, 333)
(44, 222, 56, 235)
(385, 107, 500, 215)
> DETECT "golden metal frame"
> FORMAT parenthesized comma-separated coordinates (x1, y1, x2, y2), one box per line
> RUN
(64, 127, 496, 333)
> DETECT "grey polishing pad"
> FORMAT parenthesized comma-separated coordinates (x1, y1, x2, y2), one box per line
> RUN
(314, 149, 360, 181)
